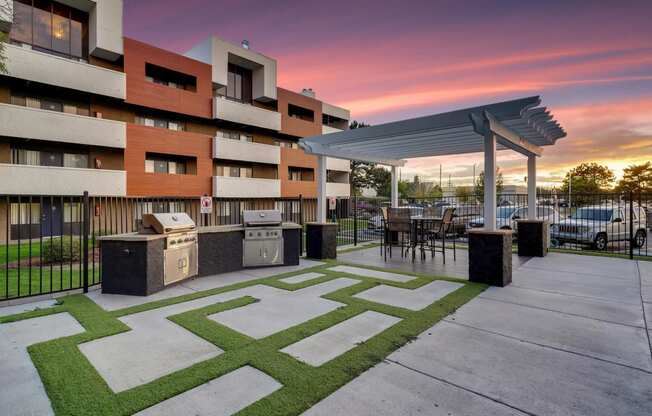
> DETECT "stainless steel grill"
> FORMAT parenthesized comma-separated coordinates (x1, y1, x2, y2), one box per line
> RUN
(242, 210, 284, 267)
(142, 213, 198, 284)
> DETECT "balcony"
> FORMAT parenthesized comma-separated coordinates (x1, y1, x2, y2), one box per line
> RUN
(322, 125, 343, 135)
(0, 164, 126, 196)
(213, 96, 281, 131)
(326, 182, 351, 197)
(213, 137, 280, 165)
(327, 157, 351, 172)
(5, 44, 126, 99)
(213, 176, 281, 198)
(0, 103, 126, 148)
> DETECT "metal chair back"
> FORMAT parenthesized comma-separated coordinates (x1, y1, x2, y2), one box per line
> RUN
(387, 208, 411, 233)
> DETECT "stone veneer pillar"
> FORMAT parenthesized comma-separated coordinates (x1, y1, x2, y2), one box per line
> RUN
(516, 219, 549, 257)
(468, 229, 512, 287)
(305, 223, 337, 259)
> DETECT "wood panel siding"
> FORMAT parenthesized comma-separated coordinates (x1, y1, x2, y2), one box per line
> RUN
(277, 88, 323, 138)
(126, 124, 213, 196)
(280, 147, 318, 197)
(123, 38, 213, 119)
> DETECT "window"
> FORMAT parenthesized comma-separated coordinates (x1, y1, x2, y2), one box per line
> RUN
(135, 116, 185, 131)
(10, 203, 41, 225)
(145, 154, 189, 175)
(218, 131, 253, 142)
(288, 104, 314, 122)
(216, 165, 253, 178)
(64, 153, 88, 168)
(273, 140, 298, 149)
(215, 64, 252, 103)
(322, 113, 348, 129)
(63, 202, 81, 223)
(12, 148, 40, 165)
(145, 63, 197, 92)
(288, 167, 314, 181)
(10, 0, 88, 60)
(12, 147, 88, 168)
(10, 91, 90, 116)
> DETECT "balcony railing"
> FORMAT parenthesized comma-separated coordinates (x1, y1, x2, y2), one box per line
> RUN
(326, 157, 351, 172)
(5, 43, 126, 99)
(213, 176, 281, 198)
(213, 96, 281, 131)
(322, 125, 343, 134)
(213, 137, 280, 165)
(0, 164, 126, 196)
(0, 103, 126, 148)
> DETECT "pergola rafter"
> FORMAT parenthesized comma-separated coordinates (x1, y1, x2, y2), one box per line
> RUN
(299, 96, 566, 230)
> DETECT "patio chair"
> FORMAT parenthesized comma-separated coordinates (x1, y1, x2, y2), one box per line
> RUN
(384, 208, 412, 261)
(424, 207, 457, 264)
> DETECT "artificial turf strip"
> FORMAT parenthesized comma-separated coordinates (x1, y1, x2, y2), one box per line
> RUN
(4, 263, 485, 416)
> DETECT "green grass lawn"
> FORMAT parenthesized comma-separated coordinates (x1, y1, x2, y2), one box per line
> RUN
(1, 262, 485, 416)
(0, 242, 43, 265)
(0, 267, 101, 300)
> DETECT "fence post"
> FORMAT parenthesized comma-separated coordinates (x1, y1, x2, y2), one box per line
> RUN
(82, 191, 90, 293)
(353, 195, 358, 246)
(629, 191, 634, 260)
(299, 194, 304, 255)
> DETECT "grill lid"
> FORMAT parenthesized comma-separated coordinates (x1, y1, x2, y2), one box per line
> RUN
(243, 210, 283, 226)
(142, 213, 196, 234)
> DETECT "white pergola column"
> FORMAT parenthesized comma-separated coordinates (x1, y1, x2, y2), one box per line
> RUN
(391, 166, 398, 207)
(484, 130, 496, 230)
(316, 155, 327, 223)
(527, 154, 537, 219)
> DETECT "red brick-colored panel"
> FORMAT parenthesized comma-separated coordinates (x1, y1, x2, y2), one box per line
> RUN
(126, 124, 213, 197)
(124, 38, 213, 119)
(277, 88, 322, 138)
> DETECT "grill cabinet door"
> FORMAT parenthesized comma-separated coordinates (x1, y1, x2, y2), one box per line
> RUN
(164, 243, 198, 285)
(243, 239, 283, 267)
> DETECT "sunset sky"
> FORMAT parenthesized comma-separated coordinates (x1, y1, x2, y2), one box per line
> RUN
(124, 0, 652, 188)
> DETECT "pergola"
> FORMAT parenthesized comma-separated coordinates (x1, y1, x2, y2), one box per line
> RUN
(300, 96, 566, 230)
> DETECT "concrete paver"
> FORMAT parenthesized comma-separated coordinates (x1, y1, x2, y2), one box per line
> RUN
(135, 366, 282, 416)
(512, 267, 641, 304)
(353, 280, 464, 311)
(0, 313, 84, 416)
(302, 361, 527, 416)
(79, 291, 244, 392)
(86, 259, 322, 311)
(390, 321, 652, 416)
(328, 265, 417, 282)
(281, 311, 401, 366)
(447, 297, 652, 371)
(0, 299, 58, 317)
(522, 252, 638, 280)
(279, 272, 325, 284)
(480, 285, 645, 327)
(209, 278, 359, 339)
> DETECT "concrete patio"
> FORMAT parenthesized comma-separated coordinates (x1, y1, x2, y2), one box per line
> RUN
(307, 250, 652, 415)
(1, 252, 651, 415)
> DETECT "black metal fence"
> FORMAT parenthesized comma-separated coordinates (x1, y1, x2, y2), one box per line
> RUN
(2, 192, 650, 301)
(330, 192, 651, 258)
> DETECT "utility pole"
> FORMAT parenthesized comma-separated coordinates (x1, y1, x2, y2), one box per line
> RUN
(568, 174, 572, 208)
(439, 165, 442, 188)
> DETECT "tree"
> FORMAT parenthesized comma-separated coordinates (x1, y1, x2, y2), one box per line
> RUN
(347, 121, 374, 195)
(455, 186, 472, 203)
(474, 168, 504, 200)
(615, 162, 652, 195)
(561, 162, 615, 194)
(367, 166, 391, 197)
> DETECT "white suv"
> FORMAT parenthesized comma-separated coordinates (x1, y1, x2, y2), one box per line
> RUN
(551, 204, 647, 250)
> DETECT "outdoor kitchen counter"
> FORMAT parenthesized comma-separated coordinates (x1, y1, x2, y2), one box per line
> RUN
(197, 223, 301, 276)
(99, 223, 302, 296)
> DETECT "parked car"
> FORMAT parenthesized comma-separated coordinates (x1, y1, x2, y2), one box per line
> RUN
(468, 206, 558, 233)
(551, 204, 647, 250)
(367, 205, 424, 231)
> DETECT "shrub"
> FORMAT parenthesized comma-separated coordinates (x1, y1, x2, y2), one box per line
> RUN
(43, 237, 82, 263)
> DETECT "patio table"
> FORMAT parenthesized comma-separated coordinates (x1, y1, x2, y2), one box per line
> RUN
(410, 216, 442, 261)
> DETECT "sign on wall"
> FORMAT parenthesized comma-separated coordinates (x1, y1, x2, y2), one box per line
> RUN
(200, 196, 213, 214)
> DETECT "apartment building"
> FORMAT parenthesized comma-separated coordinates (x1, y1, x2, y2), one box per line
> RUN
(0, 0, 350, 238)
